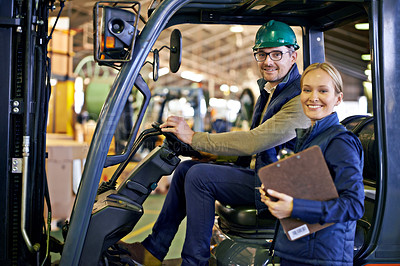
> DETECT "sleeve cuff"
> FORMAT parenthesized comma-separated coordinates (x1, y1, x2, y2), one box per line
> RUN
(191, 132, 205, 148)
(292, 198, 323, 224)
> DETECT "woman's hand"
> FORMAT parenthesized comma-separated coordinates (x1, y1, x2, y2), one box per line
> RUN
(259, 187, 293, 219)
(160, 116, 195, 145)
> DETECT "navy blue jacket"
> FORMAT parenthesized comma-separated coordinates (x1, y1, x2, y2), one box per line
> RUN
(243, 64, 302, 212)
(275, 112, 365, 265)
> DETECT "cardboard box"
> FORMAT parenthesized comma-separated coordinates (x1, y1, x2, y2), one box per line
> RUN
(46, 134, 89, 222)
(48, 30, 73, 54)
(50, 53, 73, 77)
(48, 29, 74, 77)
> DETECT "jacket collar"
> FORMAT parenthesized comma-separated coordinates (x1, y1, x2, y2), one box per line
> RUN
(257, 63, 300, 97)
(296, 112, 340, 139)
(312, 112, 340, 132)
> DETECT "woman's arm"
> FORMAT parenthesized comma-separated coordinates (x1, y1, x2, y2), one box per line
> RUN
(290, 136, 365, 224)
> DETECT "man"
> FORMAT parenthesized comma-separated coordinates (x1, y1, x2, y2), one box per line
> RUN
(120, 20, 310, 265)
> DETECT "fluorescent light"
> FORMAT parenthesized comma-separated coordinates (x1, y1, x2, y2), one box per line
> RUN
(358, 96, 368, 114)
(209, 98, 226, 108)
(230, 85, 239, 93)
(220, 84, 229, 92)
(50, 78, 57, 86)
(361, 54, 371, 61)
(181, 71, 203, 82)
(159, 67, 170, 76)
(355, 23, 369, 30)
(227, 99, 241, 112)
(74, 77, 84, 114)
(230, 25, 244, 33)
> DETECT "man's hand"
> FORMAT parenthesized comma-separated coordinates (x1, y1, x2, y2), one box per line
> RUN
(259, 187, 293, 219)
(160, 116, 195, 145)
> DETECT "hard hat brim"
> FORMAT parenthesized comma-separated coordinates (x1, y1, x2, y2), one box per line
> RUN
(253, 42, 300, 51)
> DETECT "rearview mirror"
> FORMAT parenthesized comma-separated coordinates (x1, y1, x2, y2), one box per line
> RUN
(148, 29, 182, 81)
(153, 49, 159, 81)
(169, 29, 182, 73)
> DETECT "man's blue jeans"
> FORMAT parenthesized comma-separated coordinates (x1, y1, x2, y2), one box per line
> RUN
(142, 160, 256, 265)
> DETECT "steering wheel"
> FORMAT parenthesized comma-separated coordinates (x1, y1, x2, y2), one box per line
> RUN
(151, 122, 203, 159)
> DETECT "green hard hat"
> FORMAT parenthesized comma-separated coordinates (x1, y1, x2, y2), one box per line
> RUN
(253, 20, 300, 51)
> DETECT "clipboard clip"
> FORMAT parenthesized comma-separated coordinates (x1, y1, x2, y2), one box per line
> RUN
(277, 148, 294, 160)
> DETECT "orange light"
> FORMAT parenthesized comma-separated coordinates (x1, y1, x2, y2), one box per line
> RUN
(105, 36, 115, 49)
(100, 35, 104, 50)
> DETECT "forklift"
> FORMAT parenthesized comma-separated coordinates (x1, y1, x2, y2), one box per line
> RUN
(1, 0, 399, 265)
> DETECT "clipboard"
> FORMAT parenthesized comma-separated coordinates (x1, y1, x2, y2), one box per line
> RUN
(258, 145, 339, 241)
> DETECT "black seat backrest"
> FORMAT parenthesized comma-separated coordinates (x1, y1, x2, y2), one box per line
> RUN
(341, 115, 377, 185)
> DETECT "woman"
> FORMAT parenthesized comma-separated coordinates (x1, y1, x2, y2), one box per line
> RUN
(260, 62, 365, 265)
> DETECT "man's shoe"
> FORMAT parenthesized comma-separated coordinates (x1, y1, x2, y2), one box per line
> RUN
(117, 241, 162, 266)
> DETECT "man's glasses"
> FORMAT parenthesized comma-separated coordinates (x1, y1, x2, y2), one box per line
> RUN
(253, 51, 291, 62)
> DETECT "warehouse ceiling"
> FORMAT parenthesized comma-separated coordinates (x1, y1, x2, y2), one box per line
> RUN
(53, 0, 370, 99)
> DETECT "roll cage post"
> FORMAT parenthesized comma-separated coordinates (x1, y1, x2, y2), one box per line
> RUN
(303, 27, 325, 67)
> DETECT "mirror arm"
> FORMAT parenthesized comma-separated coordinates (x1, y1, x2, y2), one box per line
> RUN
(159, 45, 172, 52)
(143, 60, 152, 66)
